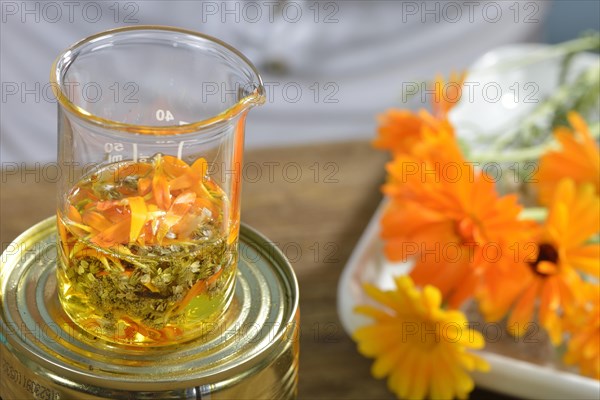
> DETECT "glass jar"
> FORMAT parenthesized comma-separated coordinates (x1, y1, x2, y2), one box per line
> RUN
(51, 26, 265, 346)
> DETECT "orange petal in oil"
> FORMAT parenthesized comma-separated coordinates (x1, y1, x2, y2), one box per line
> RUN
(128, 196, 148, 243)
(82, 211, 113, 233)
(152, 174, 172, 210)
(91, 217, 132, 248)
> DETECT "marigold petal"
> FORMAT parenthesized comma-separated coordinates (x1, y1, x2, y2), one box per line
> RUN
(371, 344, 405, 379)
(82, 211, 113, 233)
(373, 109, 426, 154)
(137, 177, 152, 196)
(583, 334, 599, 359)
(441, 348, 478, 397)
(167, 173, 194, 191)
(462, 351, 490, 373)
(407, 353, 430, 400)
(152, 174, 171, 210)
(363, 283, 403, 313)
(68, 205, 82, 223)
(353, 324, 403, 356)
(508, 279, 540, 335)
(562, 184, 600, 246)
(460, 328, 486, 350)
(429, 358, 453, 400)
(96, 199, 122, 212)
(355, 337, 392, 357)
(536, 113, 600, 204)
(157, 190, 197, 243)
(91, 217, 131, 248)
(394, 346, 419, 399)
(447, 269, 478, 309)
(127, 196, 147, 243)
(567, 111, 592, 138)
(422, 285, 442, 314)
(162, 155, 191, 178)
(353, 305, 393, 321)
(542, 311, 563, 346)
(191, 157, 208, 178)
(410, 257, 470, 304)
(478, 264, 531, 322)
(430, 350, 464, 399)
(540, 276, 561, 315)
(546, 202, 569, 244)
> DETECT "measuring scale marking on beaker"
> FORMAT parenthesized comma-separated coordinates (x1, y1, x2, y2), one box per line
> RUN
(104, 108, 192, 163)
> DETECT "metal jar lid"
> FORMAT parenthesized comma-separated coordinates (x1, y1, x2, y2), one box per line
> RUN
(0, 217, 299, 399)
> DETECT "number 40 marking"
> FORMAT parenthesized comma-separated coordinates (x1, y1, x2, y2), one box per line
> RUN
(156, 109, 174, 122)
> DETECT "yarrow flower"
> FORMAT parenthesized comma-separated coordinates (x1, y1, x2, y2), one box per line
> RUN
(536, 112, 600, 205)
(353, 276, 489, 400)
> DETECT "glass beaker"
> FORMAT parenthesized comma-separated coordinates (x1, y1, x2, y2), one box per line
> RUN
(51, 26, 265, 346)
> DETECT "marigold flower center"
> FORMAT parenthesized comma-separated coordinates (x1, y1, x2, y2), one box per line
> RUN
(455, 217, 477, 245)
(529, 242, 559, 276)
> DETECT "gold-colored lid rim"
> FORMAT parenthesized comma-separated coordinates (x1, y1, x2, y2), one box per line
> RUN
(0, 217, 298, 392)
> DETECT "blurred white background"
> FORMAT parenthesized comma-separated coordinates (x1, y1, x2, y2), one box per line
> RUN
(1, 0, 597, 163)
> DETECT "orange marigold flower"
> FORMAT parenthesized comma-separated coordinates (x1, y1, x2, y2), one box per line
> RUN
(353, 275, 489, 400)
(373, 72, 464, 155)
(563, 284, 600, 380)
(381, 130, 533, 308)
(498, 179, 600, 345)
(536, 112, 600, 205)
(373, 109, 453, 155)
(432, 71, 466, 119)
(564, 307, 600, 380)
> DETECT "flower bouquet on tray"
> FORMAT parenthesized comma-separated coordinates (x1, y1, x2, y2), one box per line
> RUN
(344, 34, 600, 399)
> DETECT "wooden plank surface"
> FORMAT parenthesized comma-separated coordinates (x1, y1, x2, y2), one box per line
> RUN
(0, 141, 514, 399)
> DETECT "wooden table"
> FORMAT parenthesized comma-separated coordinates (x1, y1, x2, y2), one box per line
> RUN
(1, 141, 515, 399)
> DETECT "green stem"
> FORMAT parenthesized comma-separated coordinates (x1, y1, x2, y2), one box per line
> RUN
(487, 65, 600, 152)
(469, 34, 600, 75)
(469, 122, 599, 163)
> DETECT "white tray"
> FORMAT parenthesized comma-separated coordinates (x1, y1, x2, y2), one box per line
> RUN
(337, 201, 600, 399)
(337, 43, 600, 399)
